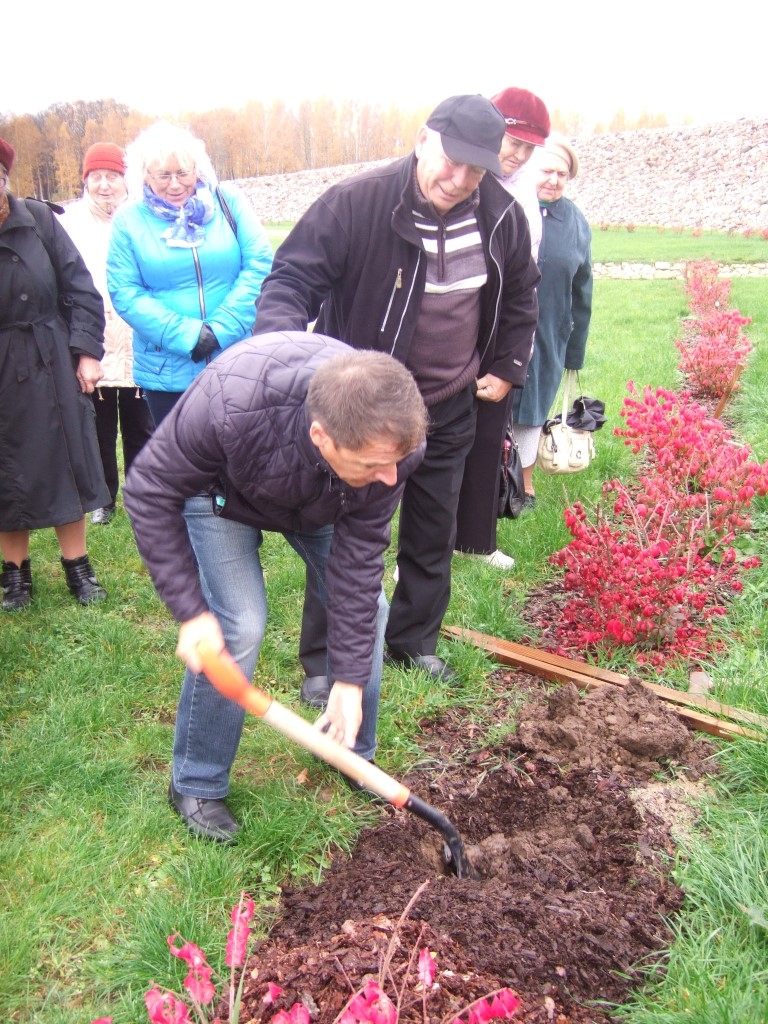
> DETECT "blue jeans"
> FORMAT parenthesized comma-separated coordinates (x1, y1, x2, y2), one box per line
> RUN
(173, 496, 387, 797)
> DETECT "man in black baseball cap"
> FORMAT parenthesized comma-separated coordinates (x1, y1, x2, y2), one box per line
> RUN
(425, 94, 505, 175)
(254, 94, 540, 699)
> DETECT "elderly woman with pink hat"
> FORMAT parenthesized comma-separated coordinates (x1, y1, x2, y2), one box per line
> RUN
(61, 142, 154, 526)
(511, 133, 593, 501)
(454, 87, 550, 569)
(0, 137, 110, 609)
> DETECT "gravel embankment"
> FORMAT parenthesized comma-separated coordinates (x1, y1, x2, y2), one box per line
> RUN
(234, 118, 768, 234)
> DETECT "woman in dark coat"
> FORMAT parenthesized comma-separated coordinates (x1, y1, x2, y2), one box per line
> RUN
(0, 137, 110, 610)
(512, 134, 593, 498)
(453, 86, 550, 569)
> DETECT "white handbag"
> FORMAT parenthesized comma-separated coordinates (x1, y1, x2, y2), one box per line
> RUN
(536, 370, 596, 475)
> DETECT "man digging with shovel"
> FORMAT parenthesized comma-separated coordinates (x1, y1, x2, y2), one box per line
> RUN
(124, 333, 427, 842)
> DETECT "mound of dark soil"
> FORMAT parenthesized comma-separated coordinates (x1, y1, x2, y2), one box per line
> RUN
(234, 671, 716, 1024)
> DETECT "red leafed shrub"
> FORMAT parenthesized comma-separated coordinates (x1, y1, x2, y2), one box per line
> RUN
(682, 260, 731, 315)
(548, 384, 767, 668)
(676, 309, 752, 399)
(549, 481, 754, 667)
(616, 383, 768, 532)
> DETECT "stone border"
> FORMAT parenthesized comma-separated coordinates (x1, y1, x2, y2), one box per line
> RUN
(593, 262, 768, 280)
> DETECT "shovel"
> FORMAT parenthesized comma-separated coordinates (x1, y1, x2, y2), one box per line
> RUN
(197, 643, 477, 879)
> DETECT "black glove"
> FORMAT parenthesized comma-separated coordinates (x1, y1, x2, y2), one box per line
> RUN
(190, 324, 219, 363)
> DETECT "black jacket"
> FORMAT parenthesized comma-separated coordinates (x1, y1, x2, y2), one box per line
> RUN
(123, 332, 425, 686)
(0, 196, 109, 530)
(254, 155, 540, 388)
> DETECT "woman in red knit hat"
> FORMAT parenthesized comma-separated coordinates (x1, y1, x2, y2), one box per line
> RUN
(0, 137, 110, 609)
(61, 143, 154, 526)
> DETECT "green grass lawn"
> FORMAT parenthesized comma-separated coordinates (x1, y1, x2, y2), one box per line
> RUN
(589, 225, 768, 264)
(263, 220, 768, 266)
(263, 222, 293, 251)
(2, 261, 767, 1021)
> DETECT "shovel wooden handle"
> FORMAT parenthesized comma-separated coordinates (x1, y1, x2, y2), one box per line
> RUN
(197, 642, 411, 807)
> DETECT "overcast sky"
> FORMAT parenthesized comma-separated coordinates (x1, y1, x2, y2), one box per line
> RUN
(4, 1, 764, 129)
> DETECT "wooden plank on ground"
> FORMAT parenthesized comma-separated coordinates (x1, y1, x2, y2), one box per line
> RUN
(443, 625, 767, 742)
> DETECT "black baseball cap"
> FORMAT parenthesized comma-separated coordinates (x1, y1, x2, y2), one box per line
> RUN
(426, 95, 505, 175)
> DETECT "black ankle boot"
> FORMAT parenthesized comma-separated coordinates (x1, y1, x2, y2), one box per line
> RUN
(61, 555, 106, 604)
(1, 558, 33, 611)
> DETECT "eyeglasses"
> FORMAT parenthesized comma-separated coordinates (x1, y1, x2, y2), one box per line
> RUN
(147, 169, 197, 185)
(0, 172, 8, 186)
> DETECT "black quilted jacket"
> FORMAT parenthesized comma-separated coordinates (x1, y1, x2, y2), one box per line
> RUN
(123, 331, 424, 686)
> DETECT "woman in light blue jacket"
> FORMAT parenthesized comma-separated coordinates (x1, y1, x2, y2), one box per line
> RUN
(107, 122, 273, 425)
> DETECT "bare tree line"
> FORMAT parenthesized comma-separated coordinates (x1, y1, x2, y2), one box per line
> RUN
(0, 97, 431, 203)
(0, 96, 671, 206)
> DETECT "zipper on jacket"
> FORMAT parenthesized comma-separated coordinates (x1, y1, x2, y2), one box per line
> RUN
(379, 268, 403, 334)
(479, 203, 514, 364)
(192, 246, 212, 362)
(192, 247, 206, 320)
(380, 255, 422, 352)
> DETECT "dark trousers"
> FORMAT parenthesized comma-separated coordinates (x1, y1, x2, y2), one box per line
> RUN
(143, 389, 184, 428)
(298, 385, 477, 674)
(454, 392, 512, 555)
(92, 387, 154, 504)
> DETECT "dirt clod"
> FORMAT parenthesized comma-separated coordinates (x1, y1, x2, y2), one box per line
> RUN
(516, 679, 694, 773)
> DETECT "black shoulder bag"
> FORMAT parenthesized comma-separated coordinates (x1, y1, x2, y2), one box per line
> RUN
(215, 186, 237, 238)
(498, 423, 526, 519)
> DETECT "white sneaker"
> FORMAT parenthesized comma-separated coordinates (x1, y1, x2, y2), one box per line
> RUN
(393, 565, 399, 582)
(454, 549, 515, 569)
(484, 549, 515, 569)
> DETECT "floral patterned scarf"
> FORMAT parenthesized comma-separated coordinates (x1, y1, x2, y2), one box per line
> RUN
(142, 180, 215, 247)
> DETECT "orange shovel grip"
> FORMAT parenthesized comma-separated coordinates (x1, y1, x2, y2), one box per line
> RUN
(197, 642, 272, 717)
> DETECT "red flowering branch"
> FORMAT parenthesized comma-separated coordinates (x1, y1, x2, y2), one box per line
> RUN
(96, 892, 256, 1024)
